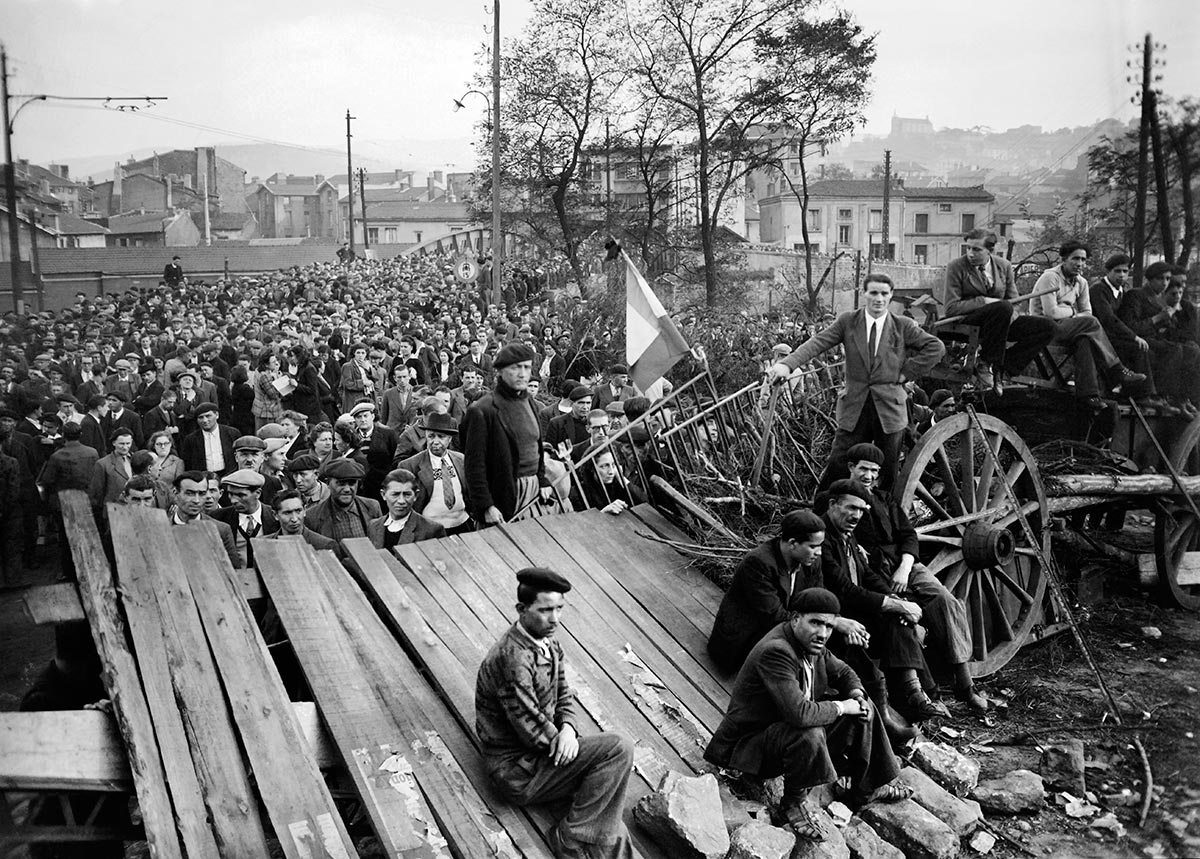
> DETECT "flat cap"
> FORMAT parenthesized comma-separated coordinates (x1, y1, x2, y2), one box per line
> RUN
(104, 390, 127, 402)
(517, 567, 572, 595)
(608, 363, 628, 374)
(349, 400, 376, 416)
(220, 468, 265, 489)
(263, 437, 289, 454)
(193, 402, 219, 417)
(256, 422, 286, 439)
(113, 359, 133, 370)
(286, 453, 321, 473)
(320, 458, 365, 480)
(176, 370, 198, 384)
(234, 435, 266, 451)
(569, 385, 593, 402)
(604, 401, 626, 416)
(793, 587, 840, 615)
(494, 342, 535, 370)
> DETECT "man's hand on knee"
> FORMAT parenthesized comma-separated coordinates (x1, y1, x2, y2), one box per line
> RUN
(834, 617, 870, 648)
(550, 724, 579, 766)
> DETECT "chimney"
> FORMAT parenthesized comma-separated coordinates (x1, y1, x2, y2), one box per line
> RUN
(427, 176, 435, 198)
(432, 170, 444, 183)
(165, 177, 173, 210)
(315, 174, 324, 185)
(50, 164, 69, 179)
(394, 169, 403, 184)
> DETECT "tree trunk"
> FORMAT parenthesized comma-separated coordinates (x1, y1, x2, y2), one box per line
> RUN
(551, 183, 588, 298)
(797, 156, 815, 315)
(1149, 93, 1177, 264)
(1168, 123, 1196, 268)
(1047, 473, 1200, 496)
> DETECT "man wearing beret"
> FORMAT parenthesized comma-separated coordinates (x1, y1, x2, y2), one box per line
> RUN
(705, 588, 911, 843)
(593, 364, 635, 410)
(845, 444, 989, 714)
(304, 458, 381, 543)
(545, 386, 593, 452)
(180, 403, 238, 476)
(212, 468, 279, 568)
(477, 568, 635, 857)
(461, 343, 553, 526)
(103, 358, 141, 405)
(286, 453, 329, 509)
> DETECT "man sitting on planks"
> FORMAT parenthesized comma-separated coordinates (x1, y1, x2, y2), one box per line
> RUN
(476, 567, 636, 858)
(705, 587, 911, 843)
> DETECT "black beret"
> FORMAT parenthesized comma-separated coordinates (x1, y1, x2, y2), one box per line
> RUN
(827, 478, 872, 505)
(794, 587, 840, 615)
(194, 402, 219, 417)
(286, 453, 322, 473)
(929, 389, 954, 410)
(569, 385, 593, 402)
(320, 458, 365, 480)
(516, 567, 572, 595)
(845, 443, 884, 466)
(494, 342, 536, 370)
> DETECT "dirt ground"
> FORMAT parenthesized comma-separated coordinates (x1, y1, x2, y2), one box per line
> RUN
(2, 518, 1199, 858)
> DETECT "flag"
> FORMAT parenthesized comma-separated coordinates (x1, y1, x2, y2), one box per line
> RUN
(625, 252, 690, 395)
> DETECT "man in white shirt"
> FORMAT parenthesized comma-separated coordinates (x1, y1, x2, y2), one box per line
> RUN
(181, 402, 237, 476)
(398, 413, 471, 534)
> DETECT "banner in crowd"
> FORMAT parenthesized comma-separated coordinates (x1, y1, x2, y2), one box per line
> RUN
(624, 252, 689, 395)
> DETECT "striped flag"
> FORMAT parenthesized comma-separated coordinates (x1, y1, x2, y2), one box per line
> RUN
(625, 252, 690, 394)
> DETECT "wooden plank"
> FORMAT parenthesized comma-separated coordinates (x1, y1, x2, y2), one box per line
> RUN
(0, 704, 338, 793)
(175, 525, 357, 859)
(108, 505, 266, 858)
(1139, 550, 1200, 586)
(58, 492, 190, 859)
(20, 567, 264, 627)
(629, 503, 693, 543)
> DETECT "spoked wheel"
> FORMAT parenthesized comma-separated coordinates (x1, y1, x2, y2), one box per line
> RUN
(898, 413, 1049, 678)
(1153, 414, 1200, 610)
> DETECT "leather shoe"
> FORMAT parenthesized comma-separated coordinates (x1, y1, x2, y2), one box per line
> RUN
(1081, 395, 1107, 411)
(1113, 365, 1147, 385)
(905, 690, 951, 721)
(975, 364, 997, 394)
(956, 686, 991, 716)
(880, 702, 917, 741)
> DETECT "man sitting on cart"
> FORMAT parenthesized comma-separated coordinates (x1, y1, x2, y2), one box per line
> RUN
(1117, 260, 1200, 416)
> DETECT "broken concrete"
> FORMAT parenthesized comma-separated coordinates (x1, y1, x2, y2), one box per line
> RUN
(633, 771, 730, 858)
(842, 816, 905, 859)
(720, 783, 763, 834)
(912, 741, 980, 797)
(789, 809, 849, 859)
(897, 766, 983, 837)
(1039, 740, 1086, 795)
(859, 799, 960, 859)
(971, 769, 1045, 815)
(726, 821, 795, 859)
(968, 830, 996, 854)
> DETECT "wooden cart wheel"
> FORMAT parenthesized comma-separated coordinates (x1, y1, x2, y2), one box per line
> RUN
(1153, 414, 1200, 610)
(898, 413, 1049, 678)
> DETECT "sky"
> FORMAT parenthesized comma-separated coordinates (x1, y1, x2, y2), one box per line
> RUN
(1, 0, 1198, 168)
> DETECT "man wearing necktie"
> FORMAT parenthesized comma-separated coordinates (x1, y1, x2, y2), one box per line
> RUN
(944, 229, 1056, 394)
(397, 412, 472, 535)
(349, 399, 398, 501)
(212, 468, 278, 568)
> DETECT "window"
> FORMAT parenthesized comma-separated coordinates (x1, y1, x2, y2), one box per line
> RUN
(914, 244, 928, 264)
(870, 242, 896, 260)
(914, 213, 929, 234)
(961, 213, 976, 231)
(806, 209, 821, 230)
(939, 203, 952, 213)
(838, 208, 852, 221)
(794, 242, 820, 254)
(367, 228, 379, 244)
(999, 223, 1009, 237)
(868, 209, 882, 230)
(384, 227, 397, 243)
(837, 224, 852, 245)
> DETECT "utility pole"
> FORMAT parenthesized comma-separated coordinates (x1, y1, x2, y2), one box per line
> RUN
(202, 171, 211, 246)
(880, 149, 892, 261)
(2, 46, 24, 315)
(357, 167, 369, 252)
(491, 0, 503, 305)
(605, 116, 612, 231)
(1131, 34, 1152, 289)
(345, 109, 356, 256)
(1147, 40, 1173, 263)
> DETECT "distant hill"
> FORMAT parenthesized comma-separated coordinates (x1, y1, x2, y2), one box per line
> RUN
(64, 138, 478, 184)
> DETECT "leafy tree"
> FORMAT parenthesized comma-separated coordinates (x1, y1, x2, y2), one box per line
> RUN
(821, 163, 855, 181)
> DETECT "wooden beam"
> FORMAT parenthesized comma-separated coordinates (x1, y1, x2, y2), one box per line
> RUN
(58, 491, 186, 859)
(1047, 473, 1200, 497)
(1138, 550, 1200, 586)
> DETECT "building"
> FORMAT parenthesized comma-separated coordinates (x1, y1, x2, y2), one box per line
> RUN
(891, 115, 935, 136)
(105, 211, 201, 248)
(116, 147, 247, 214)
(13, 161, 91, 215)
(757, 179, 994, 265)
(347, 200, 475, 246)
(245, 175, 339, 239)
(190, 210, 259, 241)
(119, 173, 204, 215)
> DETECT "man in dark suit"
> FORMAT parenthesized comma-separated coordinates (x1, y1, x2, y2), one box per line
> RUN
(768, 274, 945, 491)
(705, 588, 910, 842)
(592, 364, 636, 410)
(79, 395, 109, 456)
(211, 468, 279, 568)
(38, 421, 99, 578)
(366, 467, 446, 549)
(163, 255, 184, 288)
(1116, 259, 1200, 413)
(141, 389, 179, 442)
(545, 386, 593, 452)
(1088, 253, 1169, 411)
(708, 510, 826, 674)
(396, 413, 471, 534)
(456, 338, 493, 382)
(944, 229, 1056, 391)
(267, 489, 338, 552)
(102, 392, 144, 449)
(132, 365, 165, 415)
(180, 403, 237, 476)
(347, 399, 399, 500)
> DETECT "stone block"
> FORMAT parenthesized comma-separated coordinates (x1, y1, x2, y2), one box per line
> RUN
(789, 809, 849, 859)
(727, 821, 795, 859)
(897, 766, 983, 836)
(912, 741, 980, 797)
(968, 830, 996, 854)
(842, 817, 905, 859)
(970, 769, 1045, 815)
(1039, 740, 1086, 795)
(860, 799, 960, 859)
(633, 771, 730, 858)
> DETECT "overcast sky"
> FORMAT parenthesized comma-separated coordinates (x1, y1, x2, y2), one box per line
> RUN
(2, 0, 1198, 167)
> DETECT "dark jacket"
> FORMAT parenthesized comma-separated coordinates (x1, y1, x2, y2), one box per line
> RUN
(704, 623, 862, 775)
(819, 513, 888, 618)
(38, 440, 99, 512)
(1089, 277, 1141, 351)
(397, 449, 471, 516)
(365, 511, 446, 548)
(303, 495, 382, 540)
(357, 424, 399, 500)
(855, 488, 920, 577)
(545, 412, 589, 450)
(943, 254, 1017, 317)
(211, 505, 280, 567)
(460, 383, 548, 521)
(180, 424, 239, 474)
(265, 528, 338, 553)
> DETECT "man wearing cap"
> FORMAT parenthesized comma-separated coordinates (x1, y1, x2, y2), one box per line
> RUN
(366, 467, 446, 549)
(79, 395, 109, 456)
(142, 389, 179, 440)
(132, 365, 165, 415)
(287, 453, 329, 509)
(477, 567, 635, 857)
(89, 427, 137, 509)
(844, 443, 989, 715)
(55, 394, 84, 428)
(212, 469, 279, 568)
(304, 458, 381, 542)
(593, 364, 635, 410)
(397, 413, 471, 534)
(348, 399, 398, 500)
(180, 403, 237, 476)
(546, 386, 593, 452)
(104, 359, 141, 404)
(169, 471, 242, 570)
(173, 370, 204, 436)
(102, 392, 144, 450)
(225, 435, 283, 507)
(705, 588, 911, 843)
(462, 343, 553, 526)
(267, 489, 338, 551)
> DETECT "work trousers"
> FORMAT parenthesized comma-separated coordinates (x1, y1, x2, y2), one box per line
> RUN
(820, 397, 903, 493)
(735, 712, 900, 798)
(958, 303, 1056, 375)
(1052, 316, 1120, 397)
(1146, 338, 1200, 404)
(906, 565, 973, 666)
(489, 733, 635, 855)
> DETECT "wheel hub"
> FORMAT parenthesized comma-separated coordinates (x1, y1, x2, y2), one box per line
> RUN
(962, 521, 1016, 570)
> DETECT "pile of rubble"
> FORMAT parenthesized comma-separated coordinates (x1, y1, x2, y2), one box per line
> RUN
(631, 738, 1102, 859)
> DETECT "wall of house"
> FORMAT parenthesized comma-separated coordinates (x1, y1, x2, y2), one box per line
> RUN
(166, 215, 202, 247)
(121, 175, 169, 213)
(215, 153, 248, 213)
(902, 200, 993, 267)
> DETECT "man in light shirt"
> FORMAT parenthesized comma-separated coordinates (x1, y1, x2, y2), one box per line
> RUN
(397, 413, 471, 535)
(181, 402, 237, 476)
(366, 467, 446, 549)
(212, 468, 279, 568)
